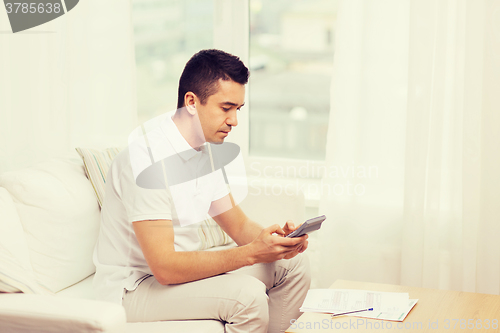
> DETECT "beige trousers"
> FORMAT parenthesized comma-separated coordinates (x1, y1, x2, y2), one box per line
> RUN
(122, 253, 310, 333)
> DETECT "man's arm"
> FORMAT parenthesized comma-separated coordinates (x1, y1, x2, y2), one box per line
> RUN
(133, 218, 307, 285)
(208, 194, 262, 246)
(209, 194, 309, 258)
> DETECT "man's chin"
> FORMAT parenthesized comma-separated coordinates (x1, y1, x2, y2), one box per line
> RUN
(209, 132, 229, 144)
(205, 136, 222, 144)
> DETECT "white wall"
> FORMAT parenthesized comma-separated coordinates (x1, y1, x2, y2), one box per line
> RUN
(0, 0, 137, 173)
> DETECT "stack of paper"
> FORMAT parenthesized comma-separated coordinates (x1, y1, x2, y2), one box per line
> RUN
(354, 299, 418, 321)
(300, 289, 418, 322)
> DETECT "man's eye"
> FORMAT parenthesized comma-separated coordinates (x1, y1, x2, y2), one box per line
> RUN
(222, 107, 231, 111)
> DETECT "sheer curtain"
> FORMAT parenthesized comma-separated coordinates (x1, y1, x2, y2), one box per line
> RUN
(313, 0, 500, 294)
(0, 0, 137, 173)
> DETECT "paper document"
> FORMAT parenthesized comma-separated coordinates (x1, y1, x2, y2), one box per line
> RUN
(351, 299, 418, 322)
(300, 289, 409, 314)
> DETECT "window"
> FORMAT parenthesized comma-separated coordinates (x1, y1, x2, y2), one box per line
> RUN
(131, 0, 214, 125)
(131, 0, 338, 164)
(249, 0, 338, 160)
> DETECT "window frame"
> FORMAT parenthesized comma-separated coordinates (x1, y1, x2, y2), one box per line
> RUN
(213, 0, 328, 206)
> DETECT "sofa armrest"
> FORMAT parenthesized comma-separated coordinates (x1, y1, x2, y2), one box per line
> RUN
(0, 294, 126, 333)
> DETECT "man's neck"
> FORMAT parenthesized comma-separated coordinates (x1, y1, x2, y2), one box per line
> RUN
(172, 109, 206, 151)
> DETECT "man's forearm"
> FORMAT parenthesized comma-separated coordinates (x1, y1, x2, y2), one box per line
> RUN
(156, 244, 254, 285)
(154, 223, 306, 285)
(231, 218, 263, 246)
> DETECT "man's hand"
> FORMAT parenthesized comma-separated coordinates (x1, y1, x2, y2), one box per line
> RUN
(281, 220, 308, 259)
(282, 220, 299, 236)
(247, 224, 308, 264)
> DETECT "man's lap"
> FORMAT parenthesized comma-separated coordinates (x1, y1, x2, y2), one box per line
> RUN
(122, 271, 268, 323)
(122, 254, 308, 323)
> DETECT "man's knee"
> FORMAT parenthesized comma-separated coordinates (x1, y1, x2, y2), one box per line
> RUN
(237, 275, 269, 312)
(289, 253, 311, 287)
(224, 275, 269, 326)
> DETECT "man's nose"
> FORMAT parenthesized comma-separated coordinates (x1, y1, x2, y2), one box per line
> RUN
(226, 110, 238, 127)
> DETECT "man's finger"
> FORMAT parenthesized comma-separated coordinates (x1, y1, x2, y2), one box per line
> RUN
(268, 224, 286, 236)
(275, 234, 307, 247)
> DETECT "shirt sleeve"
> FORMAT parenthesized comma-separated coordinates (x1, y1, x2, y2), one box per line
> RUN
(119, 159, 173, 223)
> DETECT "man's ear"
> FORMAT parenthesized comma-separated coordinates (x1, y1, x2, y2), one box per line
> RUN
(184, 92, 197, 115)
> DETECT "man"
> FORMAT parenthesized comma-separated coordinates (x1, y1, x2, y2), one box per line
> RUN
(93, 49, 310, 333)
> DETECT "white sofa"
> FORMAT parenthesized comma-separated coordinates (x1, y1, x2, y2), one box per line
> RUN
(0, 152, 305, 333)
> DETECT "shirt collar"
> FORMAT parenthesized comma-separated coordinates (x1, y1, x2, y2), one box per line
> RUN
(161, 112, 206, 161)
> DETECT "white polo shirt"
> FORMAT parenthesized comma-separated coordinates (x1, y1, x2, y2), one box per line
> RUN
(92, 112, 229, 305)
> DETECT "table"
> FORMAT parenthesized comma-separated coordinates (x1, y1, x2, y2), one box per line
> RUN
(286, 280, 500, 332)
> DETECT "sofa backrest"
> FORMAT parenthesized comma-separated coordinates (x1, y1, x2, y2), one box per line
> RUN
(0, 153, 100, 293)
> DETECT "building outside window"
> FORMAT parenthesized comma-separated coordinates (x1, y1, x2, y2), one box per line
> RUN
(249, 0, 338, 160)
(131, 0, 338, 162)
(132, 0, 214, 125)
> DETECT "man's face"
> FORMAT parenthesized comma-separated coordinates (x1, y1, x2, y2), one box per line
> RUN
(196, 79, 245, 144)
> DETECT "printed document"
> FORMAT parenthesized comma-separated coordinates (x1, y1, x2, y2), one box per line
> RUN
(300, 289, 409, 313)
(353, 299, 418, 322)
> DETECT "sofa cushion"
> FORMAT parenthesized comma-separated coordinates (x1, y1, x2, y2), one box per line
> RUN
(56, 274, 95, 300)
(75, 146, 234, 250)
(0, 188, 52, 294)
(0, 154, 100, 293)
(0, 293, 126, 333)
(123, 321, 225, 333)
(75, 147, 122, 207)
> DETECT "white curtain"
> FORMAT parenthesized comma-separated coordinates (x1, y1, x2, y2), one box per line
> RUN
(0, 0, 137, 173)
(313, 0, 500, 294)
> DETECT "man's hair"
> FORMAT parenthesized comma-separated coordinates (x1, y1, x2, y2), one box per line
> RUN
(177, 49, 249, 109)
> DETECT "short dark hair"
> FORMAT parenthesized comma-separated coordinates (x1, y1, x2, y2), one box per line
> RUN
(177, 49, 249, 109)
